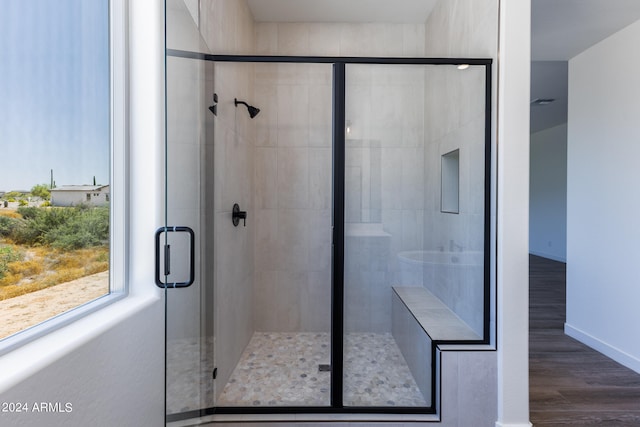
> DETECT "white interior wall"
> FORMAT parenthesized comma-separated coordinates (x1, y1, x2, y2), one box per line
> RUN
(529, 123, 567, 262)
(495, 0, 532, 424)
(566, 18, 640, 373)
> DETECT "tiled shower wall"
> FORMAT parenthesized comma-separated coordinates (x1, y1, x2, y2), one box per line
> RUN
(252, 23, 427, 333)
(252, 62, 334, 332)
(422, 65, 487, 335)
(199, 0, 257, 398)
(422, 0, 497, 336)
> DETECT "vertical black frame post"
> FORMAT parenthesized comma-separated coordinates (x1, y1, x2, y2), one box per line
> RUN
(483, 64, 493, 342)
(331, 62, 346, 408)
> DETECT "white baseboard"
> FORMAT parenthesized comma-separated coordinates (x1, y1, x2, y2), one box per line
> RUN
(529, 250, 566, 263)
(495, 422, 532, 427)
(565, 323, 640, 374)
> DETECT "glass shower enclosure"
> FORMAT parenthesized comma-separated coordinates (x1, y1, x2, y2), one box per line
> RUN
(161, 7, 491, 420)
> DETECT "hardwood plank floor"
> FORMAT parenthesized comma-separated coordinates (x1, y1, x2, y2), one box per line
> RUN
(529, 255, 640, 425)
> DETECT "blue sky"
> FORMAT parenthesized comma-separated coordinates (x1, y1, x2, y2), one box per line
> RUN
(0, 0, 109, 192)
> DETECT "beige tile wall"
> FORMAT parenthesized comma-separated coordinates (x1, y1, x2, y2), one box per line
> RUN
(198, 0, 258, 399)
(421, 0, 498, 336)
(252, 23, 428, 333)
(253, 62, 333, 332)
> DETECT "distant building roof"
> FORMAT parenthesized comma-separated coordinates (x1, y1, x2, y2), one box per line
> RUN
(51, 185, 109, 192)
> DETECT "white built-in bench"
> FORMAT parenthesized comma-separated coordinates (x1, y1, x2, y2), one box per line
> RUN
(390, 286, 481, 405)
(392, 286, 481, 341)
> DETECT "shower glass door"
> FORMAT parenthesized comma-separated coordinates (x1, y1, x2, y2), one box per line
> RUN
(164, 1, 215, 421)
(164, 54, 335, 419)
(164, 53, 215, 420)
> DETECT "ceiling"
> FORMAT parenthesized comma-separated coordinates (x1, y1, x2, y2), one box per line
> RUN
(247, 0, 437, 23)
(244, 1, 640, 132)
(532, 0, 640, 61)
(245, 0, 640, 61)
(531, 0, 640, 132)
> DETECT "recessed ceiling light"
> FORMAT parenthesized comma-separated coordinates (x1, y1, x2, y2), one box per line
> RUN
(531, 98, 555, 106)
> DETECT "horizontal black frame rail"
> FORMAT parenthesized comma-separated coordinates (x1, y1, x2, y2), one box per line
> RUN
(168, 48, 492, 66)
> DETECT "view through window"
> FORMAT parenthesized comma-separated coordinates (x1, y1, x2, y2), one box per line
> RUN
(0, 0, 111, 341)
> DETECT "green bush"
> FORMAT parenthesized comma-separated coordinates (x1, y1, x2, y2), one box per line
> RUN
(0, 245, 23, 279)
(11, 206, 109, 249)
(12, 207, 73, 245)
(30, 184, 51, 201)
(4, 191, 22, 199)
(0, 216, 21, 238)
(45, 207, 109, 250)
(17, 206, 39, 220)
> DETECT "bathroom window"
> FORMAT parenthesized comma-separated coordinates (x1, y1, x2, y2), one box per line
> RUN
(0, 0, 126, 351)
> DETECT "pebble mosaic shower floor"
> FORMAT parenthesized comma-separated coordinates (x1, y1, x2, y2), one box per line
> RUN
(217, 332, 428, 407)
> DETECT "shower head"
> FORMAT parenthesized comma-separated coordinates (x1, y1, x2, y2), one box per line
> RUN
(234, 98, 260, 119)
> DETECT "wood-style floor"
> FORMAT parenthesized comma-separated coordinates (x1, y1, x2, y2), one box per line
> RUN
(529, 255, 640, 425)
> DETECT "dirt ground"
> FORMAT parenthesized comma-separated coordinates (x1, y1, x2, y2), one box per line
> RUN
(0, 271, 109, 340)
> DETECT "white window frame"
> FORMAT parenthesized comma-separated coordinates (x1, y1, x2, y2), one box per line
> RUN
(0, 0, 128, 355)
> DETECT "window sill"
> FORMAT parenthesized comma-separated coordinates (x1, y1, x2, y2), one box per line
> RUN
(0, 291, 160, 394)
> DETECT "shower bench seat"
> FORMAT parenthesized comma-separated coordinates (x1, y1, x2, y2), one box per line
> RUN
(392, 286, 481, 342)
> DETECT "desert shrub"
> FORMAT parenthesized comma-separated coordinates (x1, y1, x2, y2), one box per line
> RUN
(18, 199, 28, 206)
(50, 251, 84, 270)
(0, 245, 23, 279)
(30, 184, 51, 201)
(0, 246, 109, 298)
(16, 206, 39, 220)
(95, 250, 109, 263)
(10, 221, 43, 246)
(45, 207, 109, 250)
(85, 261, 109, 275)
(0, 216, 21, 237)
(0, 210, 22, 219)
(4, 191, 22, 199)
(10, 206, 107, 249)
(8, 259, 43, 277)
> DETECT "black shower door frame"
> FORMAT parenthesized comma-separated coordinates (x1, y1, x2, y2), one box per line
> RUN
(166, 49, 493, 419)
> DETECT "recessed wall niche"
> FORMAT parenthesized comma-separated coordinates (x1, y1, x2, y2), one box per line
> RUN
(441, 149, 460, 214)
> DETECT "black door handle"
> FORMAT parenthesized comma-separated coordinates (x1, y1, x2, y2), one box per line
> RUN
(155, 226, 195, 288)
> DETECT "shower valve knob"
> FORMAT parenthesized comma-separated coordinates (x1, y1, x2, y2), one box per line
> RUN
(232, 203, 247, 227)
